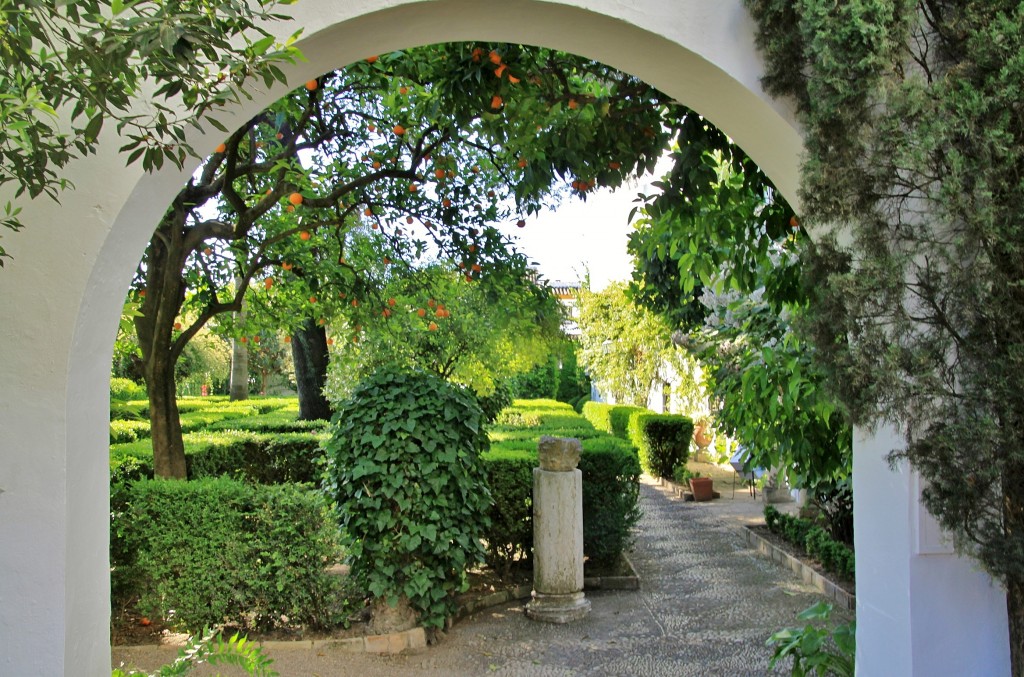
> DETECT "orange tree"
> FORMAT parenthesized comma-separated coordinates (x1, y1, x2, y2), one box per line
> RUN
(131, 42, 674, 478)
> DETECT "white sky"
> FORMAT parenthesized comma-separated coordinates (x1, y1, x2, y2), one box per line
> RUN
(493, 171, 663, 292)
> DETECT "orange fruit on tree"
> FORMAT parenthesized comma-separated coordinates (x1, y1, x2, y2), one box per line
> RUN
(417, 308, 426, 317)
(368, 124, 376, 133)
(382, 257, 391, 265)
(203, 247, 212, 255)
(399, 86, 409, 95)
(364, 207, 373, 217)
(494, 63, 507, 78)
(508, 75, 520, 84)
(139, 617, 152, 627)
(305, 79, 318, 91)
(406, 216, 414, 224)
(382, 308, 391, 318)
(428, 321, 438, 331)
(465, 274, 473, 282)
(253, 336, 260, 343)
(284, 336, 292, 343)
(517, 219, 526, 228)
(286, 205, 295, 213)
(435, 307, 445, 317)
(517, 158, 528, 168)
(282, 261, 293, 270)
(442, 198, 452, 208)
(299, 230, 311, 241)
(240, 336, 248, 343)
(790, 215, 800, 228)
(371, 223, 378, 229)
(428, 299, 436, 308)
(351, 298, 359, 307)
(276, 132, 283, 140)
(409, 184, 418, 193)
(326, 338, 334, 346)
(309, 296, 317, 304)
(215, 143, 226, 154)
(174, 322, 182, 331)
(435, 168, 446, 179)
(489, 50, 501, 65)
(468, 244, 476, 252)
(372, 160, 381, 169)
(568, 98, 578, 110)
(288, 192, 303, 206)
(472, 165, 480, 174)
(388, 297, 397, 307)
(608, 161, 621, 170)
(366, 55, 378, 63)
(393, 124, 406, 136)
(471, 263, 482, 272)
(264, 278, 274, 290)
(487, 190, 495, 198)
(491, 95, 503, 110)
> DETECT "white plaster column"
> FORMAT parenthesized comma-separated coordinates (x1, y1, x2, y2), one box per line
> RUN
(854, 424, 1010, 676)
(526, 436, 591, 623)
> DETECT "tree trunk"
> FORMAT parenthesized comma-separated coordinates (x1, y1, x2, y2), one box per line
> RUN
(229, 276, 249, 401)
(1007, 574, 1024, 677)
(229, 336, 249, 400)
(146, 355, 188, 479)
(291, 317, 332, 420)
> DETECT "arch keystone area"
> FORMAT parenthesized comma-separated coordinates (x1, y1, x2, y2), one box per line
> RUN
(0, 1, 1007, 674)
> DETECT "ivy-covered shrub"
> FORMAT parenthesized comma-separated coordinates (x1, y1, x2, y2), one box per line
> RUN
(481, 448, 535, 576)
(627, 412, 693, 478)
(113, 477, 341, 633)
(324, 368, 491, 629)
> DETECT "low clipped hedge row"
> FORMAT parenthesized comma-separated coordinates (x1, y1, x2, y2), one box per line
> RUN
(484, 399, 641, 571)
(581, 401, 647, 439)
(764, 505, 855, 581)
(110, 429, 328, 485)
(107, 395, 299, 442)
(111, 477, 342, 634)
(627, 412, 694, 478)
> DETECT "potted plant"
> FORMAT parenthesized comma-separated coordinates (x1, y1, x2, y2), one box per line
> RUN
(689, 472, 714, 502)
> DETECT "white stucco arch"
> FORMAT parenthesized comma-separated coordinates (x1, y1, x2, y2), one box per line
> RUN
(0, 1, 1008, 674)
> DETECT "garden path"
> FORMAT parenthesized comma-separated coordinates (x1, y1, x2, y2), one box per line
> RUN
(113, 476, 851, 676)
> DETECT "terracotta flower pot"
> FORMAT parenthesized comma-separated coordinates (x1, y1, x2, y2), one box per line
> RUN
(689, 477, 714, 502)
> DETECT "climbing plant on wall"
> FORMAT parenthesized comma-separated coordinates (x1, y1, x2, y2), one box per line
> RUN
(746, 1, 1024, 671)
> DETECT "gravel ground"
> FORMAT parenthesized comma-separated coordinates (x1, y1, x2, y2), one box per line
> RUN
(113, 476, 851, 676)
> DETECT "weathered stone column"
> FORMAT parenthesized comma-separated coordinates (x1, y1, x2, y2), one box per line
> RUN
(526, 436, 591, 623)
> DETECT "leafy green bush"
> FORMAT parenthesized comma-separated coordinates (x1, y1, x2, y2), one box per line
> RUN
(110, 430, 328, 485)
(113, 477, 341, 634)
(608, 405, 647, 439)
(767, 602, 855, 677)
(324, 368, 492, 629)
(110, 377, 146, 401)
(764, 506, 855, 581)
(110, 401, 148, 421)
(109, 419, 152, 444)
(112, 629, 279, 677)
(581, 401, 614, 433)
(627, 412, 693, 478)
(487, 400, 642, 569)
(481, 448, 535, 576)
(476, 380, 514, 423)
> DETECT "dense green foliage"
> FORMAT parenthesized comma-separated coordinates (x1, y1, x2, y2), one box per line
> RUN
(0, 0, 301, 265)
(323, 368, 491, 629)
(486, 399, 642, 569)
(627, 412, 693, 479)
(764, 505, 854, 581)
(746, 2, 1024, 665)
(112, 477, 341, 634)
(576, 282, 691, 406)
(581, 401, 648, 440)
(767, 601, 855, 677)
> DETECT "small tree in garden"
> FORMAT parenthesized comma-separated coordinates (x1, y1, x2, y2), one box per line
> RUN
(323, 367, 492, 630)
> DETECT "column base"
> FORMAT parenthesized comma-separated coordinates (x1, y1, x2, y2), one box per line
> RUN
(525, 591, 591, 624)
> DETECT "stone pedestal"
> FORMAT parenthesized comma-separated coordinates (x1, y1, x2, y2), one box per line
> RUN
(526, 436, 591, 624)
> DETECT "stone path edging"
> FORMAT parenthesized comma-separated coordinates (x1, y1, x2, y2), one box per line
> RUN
(742, 526, 855, 612)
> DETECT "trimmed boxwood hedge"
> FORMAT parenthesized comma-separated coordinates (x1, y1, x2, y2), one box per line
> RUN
(112, 477, 342, 634)
(627, 412, 694, 478)
(582, 401, 650, 439)
(484, 399, 642, 570)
